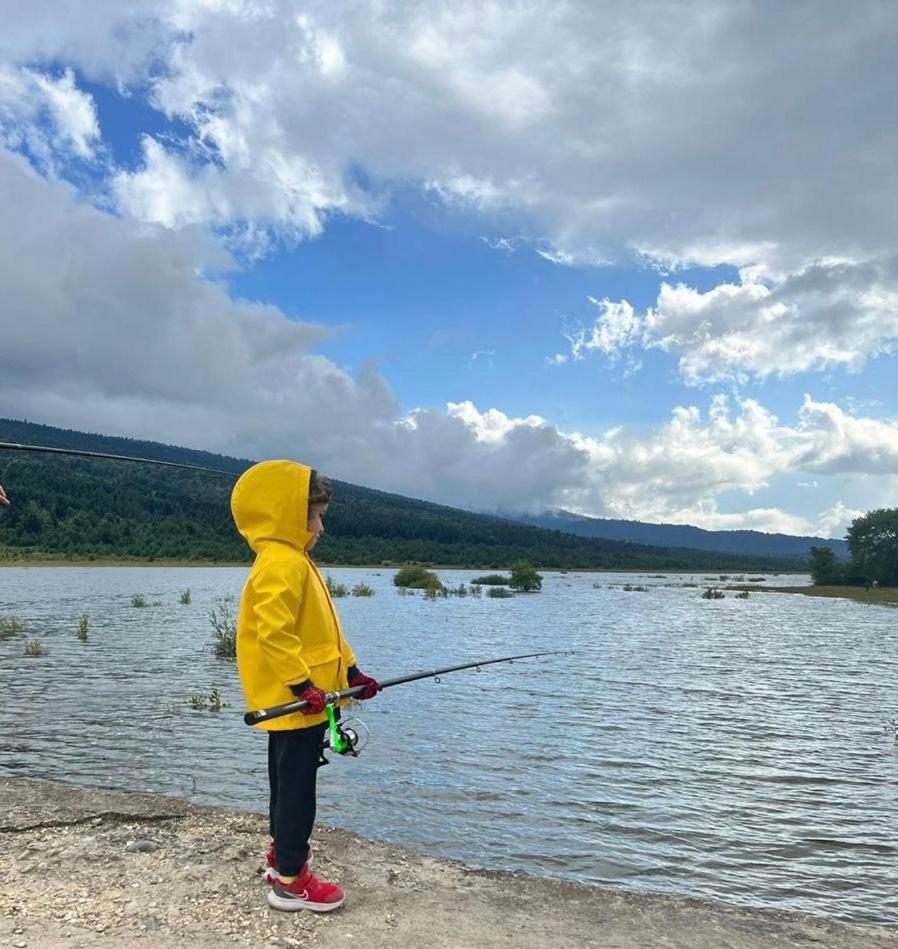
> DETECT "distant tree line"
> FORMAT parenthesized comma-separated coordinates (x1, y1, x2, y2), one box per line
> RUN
(809, 509, 898, 587)
(1, 418, 805, 572)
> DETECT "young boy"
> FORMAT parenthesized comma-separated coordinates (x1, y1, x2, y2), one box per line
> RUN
(231, 460, 380, 912)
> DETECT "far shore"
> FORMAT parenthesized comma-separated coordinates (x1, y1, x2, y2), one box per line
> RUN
(732, 583, 898, 605)
(0, 557, 807, 575)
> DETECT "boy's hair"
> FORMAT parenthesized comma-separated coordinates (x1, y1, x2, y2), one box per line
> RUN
(308, 470, 332, 507)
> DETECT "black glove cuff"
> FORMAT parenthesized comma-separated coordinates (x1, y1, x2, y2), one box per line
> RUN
(347, 665, 360, 681)
(289, 678, 313, 697)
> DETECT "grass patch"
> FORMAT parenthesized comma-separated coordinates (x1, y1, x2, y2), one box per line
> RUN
(131, 594, 148, 608)
(179, 588, 192, 605)
(188, 688, 228, 712)
(623, 584, 649, 592)
(471, 573, 511, 585)
(393, 565, 442, 589)
(326, 574, 349, 597)
(735, 591, 751, 599)
(701, 587, 726, 600)
(351, 583, 375, 597)
(734, 585, 898, 605)
(0, 617, 24, 637)
(487, 587, 514, 599)
(77, 614, 89, 641)
(209, 600, 237, 659)
(24, 639, 47, 657)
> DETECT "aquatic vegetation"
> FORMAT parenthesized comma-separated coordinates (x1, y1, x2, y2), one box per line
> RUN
(395, 587, 416, 597)
(77, 614, 89, 641)
(351, 583, 375, 597)
(0, 617, 24, 637)
(623, 584, 649, 592)
(393, 565, 441, 589)
(24, 640, 47, 657)
(209, 600, 237, 659)
(131, 594, 148, 608)
(471, 573, 511, 585)
(735, 591, 751, 599)
(509, 561, 543, 592)
(189, 688, 228, 712)
(326, 575, 349, 597)
(487, 587, 514, 598)
(179, 588, 192, 605)
(469, 584, 482, 597)
(749, 577, 766, 582)
(701, 587, 726, 600)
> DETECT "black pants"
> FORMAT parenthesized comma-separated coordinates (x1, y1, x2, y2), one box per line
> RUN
(267, 724, 326, 876)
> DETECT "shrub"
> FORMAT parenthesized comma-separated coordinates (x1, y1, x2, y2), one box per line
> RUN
(471, 574, 511, 585)
(131, 594, 148, 608)
(77, 614, 89, 642)
(352, 583, 375, 597)
(326, 574, 349, 597)
(209, 600, 237, 659)
(487, 587, 514, 598)
(24, 640, 47, 657)
(179, 589, 192, 605)
(701, 587, 726, 600)
(509, 561, 543, 592)
(393, 565, 442, 589)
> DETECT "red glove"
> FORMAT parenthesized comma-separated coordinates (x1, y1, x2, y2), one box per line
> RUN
(296, 684, 328, 715)
(348, 668, 381, 700)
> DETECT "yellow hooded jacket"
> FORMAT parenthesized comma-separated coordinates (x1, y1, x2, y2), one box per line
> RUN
(231, 460, 356, 731)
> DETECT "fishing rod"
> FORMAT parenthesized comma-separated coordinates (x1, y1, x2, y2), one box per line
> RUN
(244, 649, 572, 732)
(0, 441, 241, 477)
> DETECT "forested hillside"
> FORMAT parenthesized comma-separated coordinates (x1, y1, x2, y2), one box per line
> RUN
(514, 510, 851, 560)
(0, 419, 803, 571)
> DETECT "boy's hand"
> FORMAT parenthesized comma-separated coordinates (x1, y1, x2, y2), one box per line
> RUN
(348, 669, 382, 700)
(0, 485, 8, 505)
(295, 684, 328, 714)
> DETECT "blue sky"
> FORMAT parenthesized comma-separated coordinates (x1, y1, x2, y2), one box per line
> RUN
(1, 2, 896, 537)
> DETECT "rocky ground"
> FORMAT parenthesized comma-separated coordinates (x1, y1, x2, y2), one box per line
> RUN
(1, 777, 896, 949)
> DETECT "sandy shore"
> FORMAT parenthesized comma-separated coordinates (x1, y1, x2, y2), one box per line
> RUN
(1, 777, 895, 949)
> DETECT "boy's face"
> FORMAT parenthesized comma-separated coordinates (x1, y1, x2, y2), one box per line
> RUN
(306, 503, 328, 550)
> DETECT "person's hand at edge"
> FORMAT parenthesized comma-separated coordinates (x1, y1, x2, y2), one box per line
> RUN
(347, 665, 382, 700)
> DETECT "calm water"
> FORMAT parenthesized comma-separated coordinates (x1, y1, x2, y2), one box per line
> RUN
(0, 566, 896, 924)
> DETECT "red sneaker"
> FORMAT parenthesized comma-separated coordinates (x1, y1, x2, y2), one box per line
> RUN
(267, 866, 344, 912)
(264, 845, 312, 884)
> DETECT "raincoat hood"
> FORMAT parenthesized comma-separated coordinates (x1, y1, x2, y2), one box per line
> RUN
(231, 460, 315, 554)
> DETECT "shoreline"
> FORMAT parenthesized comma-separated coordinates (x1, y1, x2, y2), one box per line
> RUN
(1, 777, 896, 949)
(732, 584, 898, 605)
(0, 557, 807, 576)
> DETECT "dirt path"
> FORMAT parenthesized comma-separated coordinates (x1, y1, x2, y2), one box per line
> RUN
(1, 777, 895, 949)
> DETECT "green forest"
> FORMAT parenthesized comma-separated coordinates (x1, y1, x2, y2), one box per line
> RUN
(0, 418, 804, 571)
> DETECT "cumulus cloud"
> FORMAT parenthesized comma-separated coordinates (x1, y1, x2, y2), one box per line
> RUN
(559, 262, 898, 382)
(1, 3, 897, 375)
(7, 141, 896, 533)
(0, 65, 100, 165)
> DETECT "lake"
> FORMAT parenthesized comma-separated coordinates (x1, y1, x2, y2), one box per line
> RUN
(0, 566, 896, 924)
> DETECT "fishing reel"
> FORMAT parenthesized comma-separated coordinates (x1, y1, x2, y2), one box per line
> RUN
(318, 703, 369, 766)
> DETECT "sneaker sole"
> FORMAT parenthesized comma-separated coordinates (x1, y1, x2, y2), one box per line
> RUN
(267, 888, 344, 913)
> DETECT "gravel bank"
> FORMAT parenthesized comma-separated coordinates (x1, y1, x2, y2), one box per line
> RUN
(1, 777, 895, 949)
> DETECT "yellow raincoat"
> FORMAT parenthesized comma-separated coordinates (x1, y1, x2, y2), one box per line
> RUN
(231, 460, 356, 731)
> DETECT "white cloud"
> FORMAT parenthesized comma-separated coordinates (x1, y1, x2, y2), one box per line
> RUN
(816, 502, 865, 540)
(560, 262, 898, 382)
(0, 65, 100, 165)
